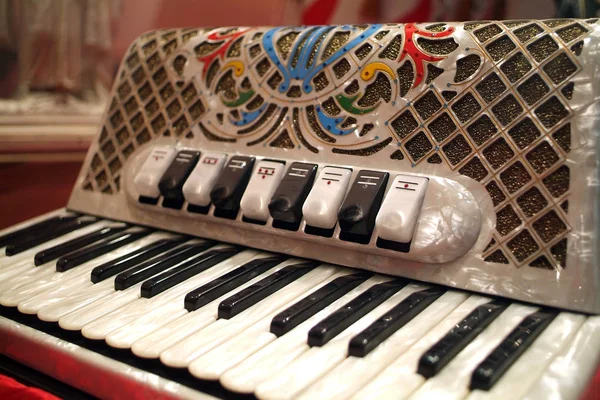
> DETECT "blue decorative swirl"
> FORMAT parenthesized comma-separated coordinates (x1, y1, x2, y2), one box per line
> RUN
(262, 24, 382, 95)
(288, 26, 333, 92)
(302, 24, 381, 93)
(229, 103, 268, 126)
(263, 28, 292, 92)
(316, 105, 354, 135)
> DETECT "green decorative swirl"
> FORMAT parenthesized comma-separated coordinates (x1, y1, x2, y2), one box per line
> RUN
(335, 93, 379, 115)
(223, 89, 255, 107)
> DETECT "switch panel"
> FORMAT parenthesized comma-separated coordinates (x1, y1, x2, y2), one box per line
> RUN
(303, 167, 352, 229)
(134, 147, 177, 201)
(182, 153, 227, 208)
(338, 170, 389, 244)
(126, 147, 479, 264)
(240, 160, 286, 222)
(210, 156, 255, 219)
(268, 162, 317, 230)
(158, 150, 201, 209)
(376, 175, 429, 244)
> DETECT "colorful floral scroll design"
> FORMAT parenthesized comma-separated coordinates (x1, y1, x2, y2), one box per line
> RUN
(196, 29, 249, 78)
(190, 23, 463, 151)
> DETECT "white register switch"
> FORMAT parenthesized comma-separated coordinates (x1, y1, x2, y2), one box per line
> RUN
(302, 167, 352, 229)
(375, 174, 429, 243)
(182, 153, 227, 206)
(134, 146, 177, 198)
(240, 160, 286, 221)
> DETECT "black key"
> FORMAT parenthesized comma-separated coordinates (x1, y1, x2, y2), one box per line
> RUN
(5, 216, 98, 256)
(470, 309, 557, 391)
(0, 214, 78, 248)
(418, 299, 509, 378)
(271, 272, 373, 337)
(141, 247, 242, 298)
(184, 255, 287, 312)
(3, 215, 82, 255)
(56, 229, 151, 272)
(211, 156, 255, 219)
(268, 162, 317, 230)
(307, 280, 408, 347)
(338, 170, 389, 244)
(90, 237, 189, 283)
(218, 261, 319, 320)
(349, 287, 445, 357)
(159, 150, 201, 209)
(34, 225, 129, 266)
(114, 241, 214, 290)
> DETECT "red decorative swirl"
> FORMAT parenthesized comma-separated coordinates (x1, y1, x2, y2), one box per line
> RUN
(197, 29, 250, 78)
(399, 23, 456, 88)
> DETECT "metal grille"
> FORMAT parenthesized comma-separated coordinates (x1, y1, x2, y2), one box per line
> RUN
(80, 20, 595, 271)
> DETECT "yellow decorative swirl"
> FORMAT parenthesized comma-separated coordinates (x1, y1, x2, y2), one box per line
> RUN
(223, 60, 245, 77)
(361, 62, 395, 81)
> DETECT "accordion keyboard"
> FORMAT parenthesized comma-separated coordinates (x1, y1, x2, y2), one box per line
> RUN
(0, 210, 598, 399)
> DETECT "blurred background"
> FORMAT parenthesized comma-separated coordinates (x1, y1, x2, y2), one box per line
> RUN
(0, 0, 598, 228)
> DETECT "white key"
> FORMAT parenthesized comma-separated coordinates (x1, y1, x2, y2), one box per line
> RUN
(182, 152, 227, 207)
(133, 146, 176, 198)
(131, 252, 283, 359)
(375, 174, 428, 244)
(17, 272, 100, 314)
(59, 283, 143, 331)
(188, 270, 357, 380)
(255, 283, 427, 400)
(0, 224, 131, 308)
(221, 276, 391, 394)
(240, 160, 286, 221)
(79, 246, 249, 339)
(0, 219, 115, 281)
(302, 167, 352, 229)
(13, 230, 152, 314)
(190, 327, 276, 381)
(83, 249, 256, 342)
(0, 238, 35, 265)
(0, 253, 49, 282)
(133, 305, 217, 359)
(298, 290, 468, 400)
(0, 232, 76, 269)
(465, 312, 585, 400)
(223, 323, 315, 395)
(0, 239, 61, 270)
(522, 316, 600, 400)
(0, 221, 111, 284)
(160, 263, 338, 368)
(351, 295, 492, 400)
(106, 251, 274, 349)
(407, 304, 537, 400)
(36, 233, 178, 322)
(58, 238, 209, 331)
(38, 279, 115, 322)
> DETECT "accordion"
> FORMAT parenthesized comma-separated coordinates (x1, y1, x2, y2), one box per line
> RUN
(1, 19, 600, 400)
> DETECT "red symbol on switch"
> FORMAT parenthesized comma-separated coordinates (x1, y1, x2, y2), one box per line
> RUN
(262, 175, 265, 179)
(404, 184, 409, 188)
(327, 181, 331, 185)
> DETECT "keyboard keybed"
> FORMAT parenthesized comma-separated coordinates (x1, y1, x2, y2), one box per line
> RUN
(0, 210, 598, 400)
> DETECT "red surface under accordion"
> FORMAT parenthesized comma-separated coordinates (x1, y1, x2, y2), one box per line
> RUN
(0, 374, 58, 400)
